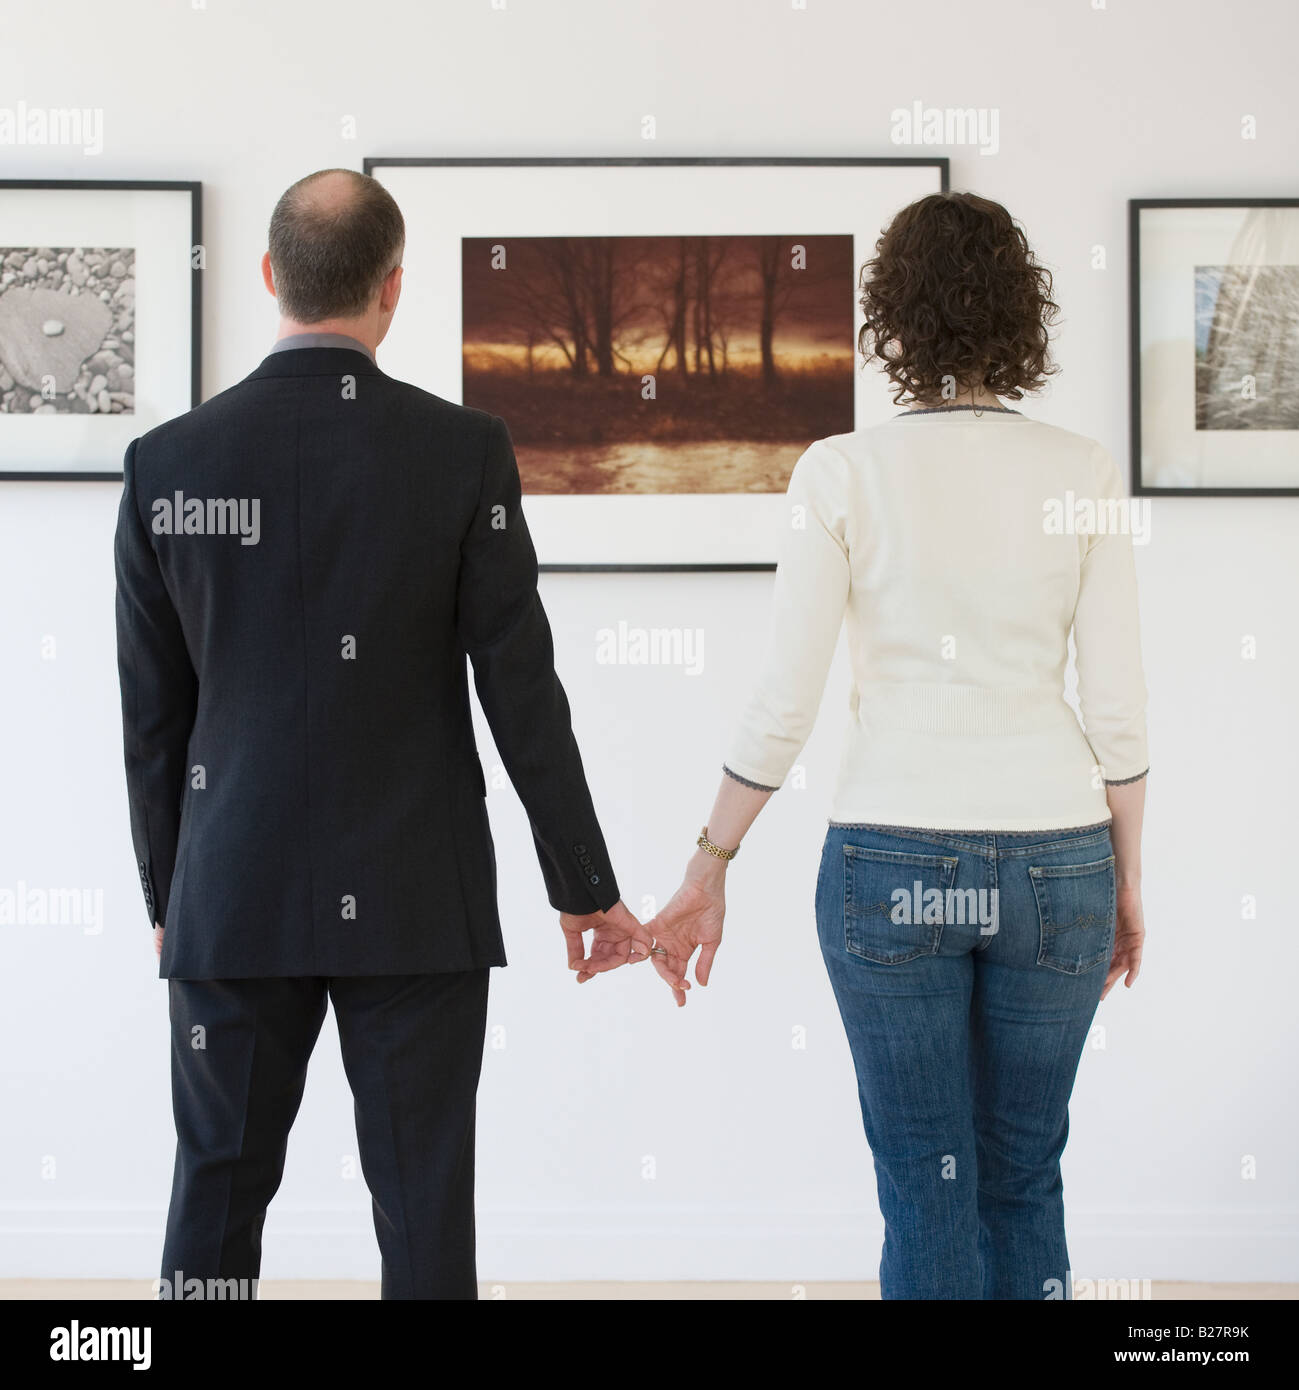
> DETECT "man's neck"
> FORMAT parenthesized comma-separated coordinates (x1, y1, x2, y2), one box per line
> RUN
(276, 319, 378, 356)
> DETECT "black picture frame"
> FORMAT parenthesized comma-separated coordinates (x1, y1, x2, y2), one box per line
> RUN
(363, 155, 950, 186)
(0, 179, 202, 481)
(363, 156, 949, 571)
(1129, 197, 1299, 498)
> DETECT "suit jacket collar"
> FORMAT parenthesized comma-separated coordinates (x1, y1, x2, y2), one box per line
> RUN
(243, 345, 385, 382)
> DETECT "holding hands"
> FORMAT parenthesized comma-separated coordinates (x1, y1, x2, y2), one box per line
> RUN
(561, 899, 653, 980)
(562, 855, 726, 1007)
(564, 775, 771, 1002)
(565, 824, 746, 1006)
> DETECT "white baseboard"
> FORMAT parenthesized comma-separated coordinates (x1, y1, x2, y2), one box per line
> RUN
(1, 1205, 1294, 1284)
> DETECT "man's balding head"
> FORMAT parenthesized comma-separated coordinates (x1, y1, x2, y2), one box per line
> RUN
(267, 169, 405, 324)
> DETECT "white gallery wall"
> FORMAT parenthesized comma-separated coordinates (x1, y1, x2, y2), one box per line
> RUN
(1, 0, 1296, 1285)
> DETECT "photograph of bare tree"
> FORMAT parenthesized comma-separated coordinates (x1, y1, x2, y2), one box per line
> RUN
(461, 234, 854, 494)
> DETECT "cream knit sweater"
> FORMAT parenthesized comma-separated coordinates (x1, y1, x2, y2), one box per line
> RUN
(724, 406, 1149, 830)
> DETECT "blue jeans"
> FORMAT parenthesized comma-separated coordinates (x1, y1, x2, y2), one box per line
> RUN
(815, 820, 1116, 1300)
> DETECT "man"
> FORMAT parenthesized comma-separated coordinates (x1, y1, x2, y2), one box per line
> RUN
(114, 168, 650, 1299)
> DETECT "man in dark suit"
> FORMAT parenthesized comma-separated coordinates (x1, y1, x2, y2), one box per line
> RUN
(115, 168, 649, 1299)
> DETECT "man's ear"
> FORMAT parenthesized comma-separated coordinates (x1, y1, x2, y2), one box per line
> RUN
(261, 251, 276, 299)
(380, 263, 402, 315)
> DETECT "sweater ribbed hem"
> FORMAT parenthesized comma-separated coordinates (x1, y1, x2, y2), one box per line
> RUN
(1103, 767, 1149, 786)
(722, 764, 780, 792)
(828, 817, 1112, 837)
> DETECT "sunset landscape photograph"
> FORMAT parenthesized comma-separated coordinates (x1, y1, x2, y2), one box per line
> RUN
(461, 233, 855, 493)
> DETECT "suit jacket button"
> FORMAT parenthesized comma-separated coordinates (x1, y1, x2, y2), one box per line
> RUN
(574, 843, 587, 855)
(589, 874, 600, 885)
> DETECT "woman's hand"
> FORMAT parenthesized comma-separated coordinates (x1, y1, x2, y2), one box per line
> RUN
(1100, 882, 1143, 1001)
(646, 853, 727, 1007)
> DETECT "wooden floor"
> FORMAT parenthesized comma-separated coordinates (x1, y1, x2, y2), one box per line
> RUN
(3, 1279, 1294, 1300)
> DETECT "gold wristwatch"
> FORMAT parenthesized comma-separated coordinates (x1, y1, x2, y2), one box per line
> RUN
(697, 827, 739, 861)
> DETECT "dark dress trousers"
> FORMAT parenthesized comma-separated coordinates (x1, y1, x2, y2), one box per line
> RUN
(114, 344, 621, 1297)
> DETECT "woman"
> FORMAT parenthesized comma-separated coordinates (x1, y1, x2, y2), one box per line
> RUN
(647, 191, 1148, 1301)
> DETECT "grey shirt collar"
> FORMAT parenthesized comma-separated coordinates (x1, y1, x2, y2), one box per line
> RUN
(269, 332, 375, 362)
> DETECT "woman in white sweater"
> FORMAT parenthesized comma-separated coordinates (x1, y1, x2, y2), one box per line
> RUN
(647, 191, 1148, 1300)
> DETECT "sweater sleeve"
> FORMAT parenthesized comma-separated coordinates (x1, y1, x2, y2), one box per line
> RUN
(1072, 443, 1149, 784)
(723, 440, 851, 790)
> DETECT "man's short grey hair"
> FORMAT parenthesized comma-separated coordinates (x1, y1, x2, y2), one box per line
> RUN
(267, 169, 405, 323)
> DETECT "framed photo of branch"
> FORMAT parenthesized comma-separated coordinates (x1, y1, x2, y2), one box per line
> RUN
(364, 157, 947, 569)
(1130, 198, 1299, 496)
(0, 180, 200, 481)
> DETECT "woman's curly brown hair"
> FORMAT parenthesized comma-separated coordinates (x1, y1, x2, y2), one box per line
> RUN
(858, 192, 1060, 405)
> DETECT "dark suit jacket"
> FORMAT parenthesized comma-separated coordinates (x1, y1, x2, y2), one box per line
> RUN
(114, 346, 620, 978)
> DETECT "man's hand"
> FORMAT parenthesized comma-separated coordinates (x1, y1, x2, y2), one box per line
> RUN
(154, 923, 163, 959)
(561, 900, 652, 982)
(645, 858, 726, 1007)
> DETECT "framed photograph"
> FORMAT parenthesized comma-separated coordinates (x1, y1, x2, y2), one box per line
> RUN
(1130, 198, 1299, 496)
(0, 180, 200, 481)
(364, 157, 947, 568)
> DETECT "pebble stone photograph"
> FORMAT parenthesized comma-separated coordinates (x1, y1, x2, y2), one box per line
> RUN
(0, 246, 135, 414)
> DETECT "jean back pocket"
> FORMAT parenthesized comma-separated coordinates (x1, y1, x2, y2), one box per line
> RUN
(1029, 855, 1116, 975)
(843, 844, 958, 965)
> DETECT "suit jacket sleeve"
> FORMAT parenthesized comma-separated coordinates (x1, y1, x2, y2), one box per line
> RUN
(114, 437, 199, 927)
(455, 415, 621, 915)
